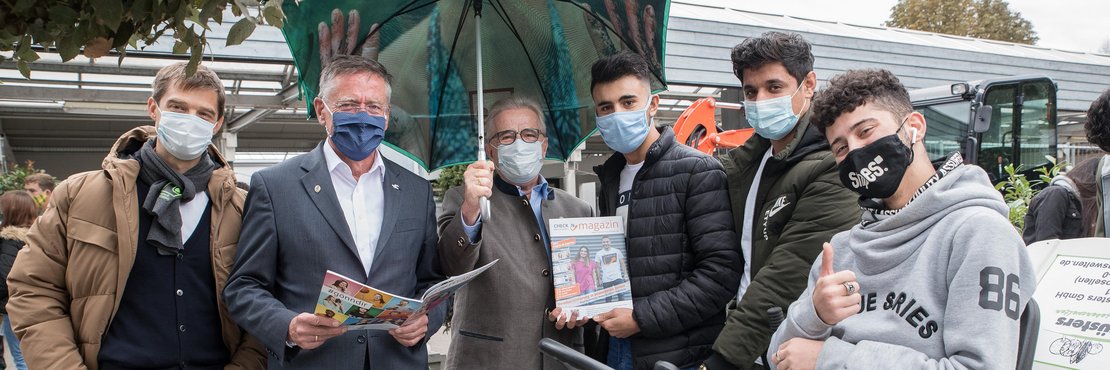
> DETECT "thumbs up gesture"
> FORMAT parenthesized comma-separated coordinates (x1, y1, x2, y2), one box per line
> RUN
(812, 242, 861, 326)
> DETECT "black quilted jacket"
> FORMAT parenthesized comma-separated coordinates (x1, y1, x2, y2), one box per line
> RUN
(589, 127, 742, 370)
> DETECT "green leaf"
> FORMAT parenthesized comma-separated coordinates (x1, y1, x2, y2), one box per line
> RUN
(181, 26, 197, 45)
(225, 17, 256, 47)
(90, 0, 124, 31)
(48, 5, 80, 26)
(112, 21, 134, 48)
(187, 46, 202, 77)
(57, 37, 80, 61)
(75, 19, 92, 42)
(198, 0, 223, 24)
(172, 41, 189, 54)
(263, 3, 284, 28)
(213, 2, 225, 24)
(131, 0, 152, 19)
(18, 47, 40, 63)
(13, 0, 35, 12)
(17, 60, 30, 79)
(16, 35, 31, 54)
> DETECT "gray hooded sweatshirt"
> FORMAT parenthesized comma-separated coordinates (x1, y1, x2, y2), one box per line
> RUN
(768, 159, 1035, 369)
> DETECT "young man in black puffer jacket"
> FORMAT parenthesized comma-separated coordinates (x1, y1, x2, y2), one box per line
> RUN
(579, 51, 742, 370)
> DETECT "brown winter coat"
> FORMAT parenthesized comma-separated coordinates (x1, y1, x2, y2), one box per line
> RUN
(5, 126, 266, 370)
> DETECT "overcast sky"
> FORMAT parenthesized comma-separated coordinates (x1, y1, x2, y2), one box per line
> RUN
(687, 0, 1110, 53)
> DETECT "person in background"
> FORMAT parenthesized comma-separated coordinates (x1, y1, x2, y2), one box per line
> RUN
(1084, 88, 1110, 237)
(5, 62, 265, 369)
(1023, 157, 1101, 243)
(0, 190, 37, 370)
(585, 51, 741, 370)
(21, 173, 54, 211)
(768, 69, 1033, 370)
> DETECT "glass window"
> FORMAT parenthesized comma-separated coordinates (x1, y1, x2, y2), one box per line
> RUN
(980, 84, 1017, 182)
(1015, 81, 1056, 174)
(915, 100, 968, 163)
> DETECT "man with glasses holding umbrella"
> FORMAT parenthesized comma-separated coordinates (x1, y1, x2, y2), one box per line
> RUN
(438, 96, 593, 370)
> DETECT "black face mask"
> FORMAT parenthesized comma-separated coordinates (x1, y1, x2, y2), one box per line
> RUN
(838, 123, 915, 199)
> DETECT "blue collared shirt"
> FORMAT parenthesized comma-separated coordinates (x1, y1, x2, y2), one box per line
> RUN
(462, 176, 552, 250)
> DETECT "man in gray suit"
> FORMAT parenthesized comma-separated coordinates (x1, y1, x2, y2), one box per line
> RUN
(225, 55, 445, 369)
(438, 96, 593, 369)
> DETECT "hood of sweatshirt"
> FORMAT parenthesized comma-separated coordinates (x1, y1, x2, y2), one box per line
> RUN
(1049, 174, 1079, 197)
(841, 162, 1009, 275)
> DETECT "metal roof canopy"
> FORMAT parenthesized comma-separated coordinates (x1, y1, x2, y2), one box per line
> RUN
(665, 0, 1110, 113)
(1, 1, 1109, 177)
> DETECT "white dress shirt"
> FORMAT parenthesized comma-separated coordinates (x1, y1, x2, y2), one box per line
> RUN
(179, 192, 208, 244)
(323, 139, 386, 276)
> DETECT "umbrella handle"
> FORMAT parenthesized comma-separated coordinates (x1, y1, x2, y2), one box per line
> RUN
(480, 197, 491, 221)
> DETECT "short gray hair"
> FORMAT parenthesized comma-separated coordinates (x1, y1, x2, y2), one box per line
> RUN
(486, 96, 545, 133)
(318, 55, 393, 101)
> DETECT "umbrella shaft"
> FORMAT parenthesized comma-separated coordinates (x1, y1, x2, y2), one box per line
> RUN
(475, 9, 486, 162)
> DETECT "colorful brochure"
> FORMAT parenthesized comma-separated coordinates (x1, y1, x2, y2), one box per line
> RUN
(314, 259, 498, 329)
(549, 216, 633, 319)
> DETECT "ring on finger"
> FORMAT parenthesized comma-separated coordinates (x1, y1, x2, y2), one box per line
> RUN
(773, 350, 779, 362)
(315, 335, 319, 342)
(843, 281, 856, 295)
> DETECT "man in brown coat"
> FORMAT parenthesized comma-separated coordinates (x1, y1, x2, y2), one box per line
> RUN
(6, 63, 265, 370)
(438, 96, 593, 369)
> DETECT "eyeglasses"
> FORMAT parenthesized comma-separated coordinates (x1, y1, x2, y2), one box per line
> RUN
(488, 128, 546, 147)
(323, 98, 388, 116)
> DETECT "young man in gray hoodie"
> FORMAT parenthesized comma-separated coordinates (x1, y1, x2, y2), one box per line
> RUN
(767, 69, 1035, 370)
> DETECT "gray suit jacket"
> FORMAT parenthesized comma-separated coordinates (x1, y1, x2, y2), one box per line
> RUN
(225, 143, 445, 369)
(438, 175, 593, 370)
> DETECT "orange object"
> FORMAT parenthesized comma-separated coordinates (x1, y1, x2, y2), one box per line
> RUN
(671, 97, 753, 155)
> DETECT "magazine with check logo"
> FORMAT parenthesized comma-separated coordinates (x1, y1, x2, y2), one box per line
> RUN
(549, 216, 633, 319)
(314, 259, 498, 329)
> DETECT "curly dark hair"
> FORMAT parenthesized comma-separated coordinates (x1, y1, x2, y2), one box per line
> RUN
(1086, 89, 1110, 152)
(730, 31, 813, 85)
(810, 69, 913, 133)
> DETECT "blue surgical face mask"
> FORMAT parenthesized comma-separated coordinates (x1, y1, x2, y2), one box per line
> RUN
(744, 84, 807, 140)
(595, 105, 651, 154)
(323, 102, 386, 161)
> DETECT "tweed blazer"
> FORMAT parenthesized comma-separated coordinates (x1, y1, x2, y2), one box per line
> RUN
(438, 175, 592, 370)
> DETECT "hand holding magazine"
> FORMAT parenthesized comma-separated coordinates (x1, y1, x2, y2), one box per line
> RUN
(314, 259, 498, 329)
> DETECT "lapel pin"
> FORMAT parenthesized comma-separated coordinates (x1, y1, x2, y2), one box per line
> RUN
(392, 184, 399, 190)
(314, 184, 321, 193)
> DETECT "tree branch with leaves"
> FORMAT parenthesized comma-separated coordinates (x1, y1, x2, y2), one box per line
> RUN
(0, 0, 286, 78)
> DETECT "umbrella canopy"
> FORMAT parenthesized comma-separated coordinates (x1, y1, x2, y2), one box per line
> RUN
(280, 0, 669, 171)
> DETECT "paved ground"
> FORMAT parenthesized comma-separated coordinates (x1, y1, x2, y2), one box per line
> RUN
(427, 327, 451, 369)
